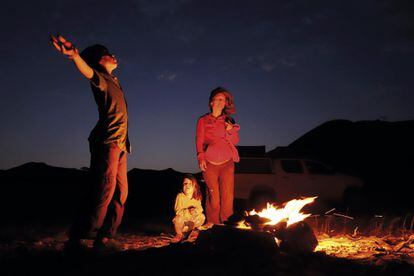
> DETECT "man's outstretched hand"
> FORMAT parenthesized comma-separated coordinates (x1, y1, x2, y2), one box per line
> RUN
(50, 34, 78, 59)
(50, 34, 93, 79)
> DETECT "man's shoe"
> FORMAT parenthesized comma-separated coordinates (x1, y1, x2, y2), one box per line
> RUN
(64, 239, 90, 255)
(93, 237, 124, 253)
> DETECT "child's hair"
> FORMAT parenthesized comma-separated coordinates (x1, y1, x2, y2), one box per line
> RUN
(80, 44, 111, 72)
(183, 173, 202, 201)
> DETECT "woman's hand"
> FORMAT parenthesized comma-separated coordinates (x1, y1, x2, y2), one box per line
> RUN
(50, 34, 79, 59)
(199, 160, 207, 172)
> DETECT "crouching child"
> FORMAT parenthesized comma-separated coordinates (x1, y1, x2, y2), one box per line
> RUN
(171, 174, 205, 243)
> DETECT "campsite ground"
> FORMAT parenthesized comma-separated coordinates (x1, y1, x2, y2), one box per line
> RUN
(1, 219, 413, 276)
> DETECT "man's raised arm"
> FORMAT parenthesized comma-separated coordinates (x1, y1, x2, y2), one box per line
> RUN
(50, 34, 94, 79)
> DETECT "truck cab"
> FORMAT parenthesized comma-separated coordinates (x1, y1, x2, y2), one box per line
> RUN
(234, 146, 363, 211)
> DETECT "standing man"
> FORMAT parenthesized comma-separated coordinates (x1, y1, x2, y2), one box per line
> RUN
(51, 35, 131, 251)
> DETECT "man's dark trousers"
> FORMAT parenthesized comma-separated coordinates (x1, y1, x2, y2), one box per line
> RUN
(70, 142, 128, 240)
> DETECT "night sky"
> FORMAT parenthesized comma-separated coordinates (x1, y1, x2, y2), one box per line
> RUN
(1, 0, 413, 173)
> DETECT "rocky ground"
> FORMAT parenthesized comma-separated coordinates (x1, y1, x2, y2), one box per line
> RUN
(1, 221, 414, 276)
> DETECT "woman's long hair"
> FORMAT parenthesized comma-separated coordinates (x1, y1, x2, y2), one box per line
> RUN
(183, 173, 202, 201)
(209, 87, 236, 115)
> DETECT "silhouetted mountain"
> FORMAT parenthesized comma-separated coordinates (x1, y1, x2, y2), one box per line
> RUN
(268, 119, 414, 213)
(0, 163, 203, 223)
(0, 162, 88, 223)
(126, 168, 185, 219)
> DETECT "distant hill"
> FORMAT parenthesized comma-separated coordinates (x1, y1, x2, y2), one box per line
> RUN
(0, 162, 200, 223)
(127, 168, 189, 219)
(268, 119, 414, 213)
(0, 162, 88, 222)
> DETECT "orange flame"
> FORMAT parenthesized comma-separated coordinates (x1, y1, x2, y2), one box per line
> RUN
(247, 196, 317, 227)
(236, 220, 251, 229)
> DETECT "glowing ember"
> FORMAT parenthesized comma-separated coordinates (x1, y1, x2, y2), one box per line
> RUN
(236, 220, 250, 229)
(274, 237, 281, 247)
(249, 196, 317, 227)
(315, 234, 414, 263)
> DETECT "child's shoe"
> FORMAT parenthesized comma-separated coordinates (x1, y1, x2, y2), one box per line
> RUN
(187, 230, 199, 242)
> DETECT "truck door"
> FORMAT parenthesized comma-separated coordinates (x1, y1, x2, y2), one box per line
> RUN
(274, 159, 310, 201)
(303, 160, 339, 202)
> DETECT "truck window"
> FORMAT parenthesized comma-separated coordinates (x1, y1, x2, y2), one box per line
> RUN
(235, 158, 273, 174)
(305, 160, 335, 175)
(281, 160, 303, 174)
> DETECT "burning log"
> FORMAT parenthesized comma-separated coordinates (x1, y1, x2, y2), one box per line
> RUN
(260, 220, 318, 253)
(196, 221, 318, 254)
(239, 196, 319, 253)
(198, 196, 319, 254)
(196, 225, 278, 254)
(244, 214, 271, 231)
(275, 221, 318, 253)
(224, 213, 247, 227)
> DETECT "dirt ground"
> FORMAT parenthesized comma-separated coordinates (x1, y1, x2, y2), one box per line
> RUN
(1, 221, 414, 276)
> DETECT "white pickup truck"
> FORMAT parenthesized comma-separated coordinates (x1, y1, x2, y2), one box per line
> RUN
(234, 156, 363, 210)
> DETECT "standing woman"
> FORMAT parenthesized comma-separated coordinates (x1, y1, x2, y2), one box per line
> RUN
(196, 87, 240, 225)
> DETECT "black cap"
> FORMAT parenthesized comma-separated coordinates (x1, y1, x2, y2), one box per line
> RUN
(80, 44, 111, 70)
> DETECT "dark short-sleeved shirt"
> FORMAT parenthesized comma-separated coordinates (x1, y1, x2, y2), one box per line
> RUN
(88, 70, 131, 153)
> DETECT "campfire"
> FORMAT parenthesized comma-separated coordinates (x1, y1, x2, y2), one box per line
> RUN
(196, 196, 319, 254)
(237, 196, 317, 229)
(197, 196, 414, 264)
(232, 196, 319, 252)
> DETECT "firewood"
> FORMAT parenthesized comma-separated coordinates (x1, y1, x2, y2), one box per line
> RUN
(244, 214, 271, 230)
(277, 221, 318, 253)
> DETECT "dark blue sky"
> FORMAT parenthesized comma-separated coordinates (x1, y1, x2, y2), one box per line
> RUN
(1, 0, 413, 172)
